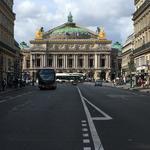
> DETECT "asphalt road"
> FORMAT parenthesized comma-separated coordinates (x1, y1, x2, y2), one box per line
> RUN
(0, 83, 150, 150)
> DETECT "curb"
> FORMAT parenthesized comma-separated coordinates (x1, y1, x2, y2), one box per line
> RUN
(119, 87, 150, 94)
(0, 86, 30, 94)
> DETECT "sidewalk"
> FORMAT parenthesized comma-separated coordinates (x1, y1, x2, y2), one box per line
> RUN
(0, 86, 29, 94)
(116, 83, 150, 93)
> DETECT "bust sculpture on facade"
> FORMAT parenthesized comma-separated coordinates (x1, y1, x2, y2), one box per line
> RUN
(35, 27, 44, 40)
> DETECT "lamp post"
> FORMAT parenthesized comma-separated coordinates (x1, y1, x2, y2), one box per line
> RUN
(32, 55, 35, 86)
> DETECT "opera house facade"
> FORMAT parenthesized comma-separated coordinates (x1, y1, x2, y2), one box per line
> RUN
(21, 13, 112, 80)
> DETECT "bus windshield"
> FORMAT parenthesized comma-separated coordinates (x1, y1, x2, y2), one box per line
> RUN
(39, 69, 55, 81)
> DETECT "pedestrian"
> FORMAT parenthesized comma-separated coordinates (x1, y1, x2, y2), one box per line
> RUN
(113, 79, 116, 87)
(2, 78, 6, 91)
(123, 76, 126, 84)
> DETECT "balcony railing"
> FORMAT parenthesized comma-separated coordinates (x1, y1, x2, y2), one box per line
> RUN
(0, 41, 16, 54)
(133, 0, 150, 20)
(133, 42, 150, 54)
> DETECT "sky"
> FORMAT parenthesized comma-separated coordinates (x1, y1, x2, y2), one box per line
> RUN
(13, 0, 135, 45)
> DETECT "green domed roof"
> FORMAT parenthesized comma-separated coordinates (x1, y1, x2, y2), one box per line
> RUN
(52, 24, 88, 34)
(49, 22, 96, 39)
(112, 42, 122, 51)
(43, 13, 97, 39)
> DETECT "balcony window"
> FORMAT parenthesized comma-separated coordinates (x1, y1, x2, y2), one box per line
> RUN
(68, 59, 73, 68)
(58, 59, 62, 68)
(26, 60, 30, 68)
(89, 59, 94, 68)
(48, 59, 53, 67)
(36, 59, 41, 67)
(78, 59, 83, 68)
(100, 59, 105, 67)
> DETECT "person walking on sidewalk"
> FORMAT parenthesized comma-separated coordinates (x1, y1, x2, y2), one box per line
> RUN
(2, 78, 6, 91)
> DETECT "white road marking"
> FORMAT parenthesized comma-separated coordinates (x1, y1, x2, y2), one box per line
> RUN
(92, 117, 112, 121)
(77, 87, 104, 150)
(11, 101, 31, 112)
(0, 100, 7, 103)
(0, 92, 33, 104)
(82, 128, 88, 132)
(83, 133, 89, 137)
(82, 97, 112, 120)
(8, 92, 32, 100)
(84, 147, 91, 150)
(82, 124, 87, 127)
(81, 120, 87, 123)
(83, 139, 90, 143)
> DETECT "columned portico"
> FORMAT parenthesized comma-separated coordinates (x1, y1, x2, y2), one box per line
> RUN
(21, 13, 112, 80)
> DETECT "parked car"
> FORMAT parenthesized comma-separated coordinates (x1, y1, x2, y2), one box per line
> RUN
(95, 80, 102, 86)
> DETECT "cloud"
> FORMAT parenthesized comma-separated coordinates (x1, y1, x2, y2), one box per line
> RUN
(14, 0, 134, 44)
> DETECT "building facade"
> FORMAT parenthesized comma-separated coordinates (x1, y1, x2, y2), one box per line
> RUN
(133, 0, 150, 76)
(22, 14, 112, 81)
(111, 42, 122, 79)
(0, 0, 20, 89)
(122, 34, 134, 77)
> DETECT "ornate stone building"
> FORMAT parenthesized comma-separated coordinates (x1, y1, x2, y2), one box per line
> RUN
(22, 13, 112, 80)
(133, 0, 150, 75)
(122, 34, 134, 77)
(0, 0, 20, 89)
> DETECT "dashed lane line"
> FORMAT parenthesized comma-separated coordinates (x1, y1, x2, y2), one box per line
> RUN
(83, 133, 89, 137)
(81, 120, 87, 123)
(84, 147, 91, 150)
(82, 128, 88, 132)
(81, 121, 91, 150)
(82, 124, 88, 127)
(83, 139, 90, 144)
(77, 87, 105, 150)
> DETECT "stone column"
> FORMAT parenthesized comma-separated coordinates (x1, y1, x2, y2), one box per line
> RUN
(97, 54, 100, 68)
(108, 55, 111, 68)
(23, 56, 26, 70)
(43, 55, 46, 67)
(30, 54, 33, 69)
(53, 55, 56, 68)
(63, 55, 65, 69)
(95, 54, 98, 69)
(106, 55, 109, 68)
(84, 55, 88, 69)
(74, 55, 76, 68)
(66, 55, 68, 69)
(55, 55, 57, 69)
(45, 54, 47, 67)
(84, 55, 86, 69)
(76, 55, 78, 69)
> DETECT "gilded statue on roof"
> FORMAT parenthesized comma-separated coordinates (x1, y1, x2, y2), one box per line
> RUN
(97, 27, 106, 40)
(35, 27, 44, 40)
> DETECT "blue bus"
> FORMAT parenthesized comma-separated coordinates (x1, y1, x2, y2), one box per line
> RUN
(37, 68, 57, 90)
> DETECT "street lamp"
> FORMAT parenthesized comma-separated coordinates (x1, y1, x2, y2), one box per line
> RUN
(32, 55, 35, 86)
